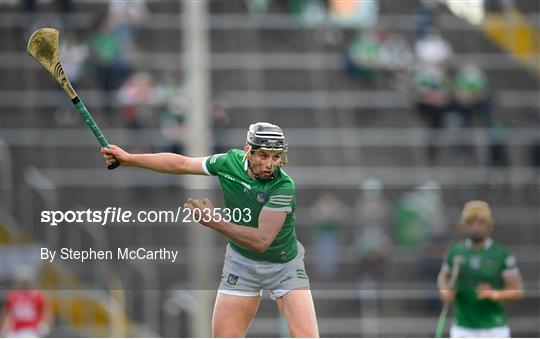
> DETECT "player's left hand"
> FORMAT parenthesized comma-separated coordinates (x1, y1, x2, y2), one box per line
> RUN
(185, 197, 217, 228)
(476, 283, 499, 300)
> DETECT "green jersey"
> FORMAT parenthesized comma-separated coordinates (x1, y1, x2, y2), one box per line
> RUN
(203, 149, 297, 263)
(443, 238, 519, 329)
(455, 69, 488, 96)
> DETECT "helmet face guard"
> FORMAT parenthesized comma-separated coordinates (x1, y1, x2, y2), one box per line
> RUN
(246, 122, 288, 166)
(246, 122, 288, 181)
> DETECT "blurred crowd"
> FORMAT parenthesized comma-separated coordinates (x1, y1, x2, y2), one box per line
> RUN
(22, 0, 540, 172)
(24, 0, 231, 158)
(244, 0, 539, 173)
(308, 178, 451, 282)
(280, 0, 510, 167)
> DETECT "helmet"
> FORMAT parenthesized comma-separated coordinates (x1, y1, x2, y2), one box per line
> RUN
(246, 122, 288, 165)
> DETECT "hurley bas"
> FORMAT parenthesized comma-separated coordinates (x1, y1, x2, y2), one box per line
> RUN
(41, 247, 179, 263)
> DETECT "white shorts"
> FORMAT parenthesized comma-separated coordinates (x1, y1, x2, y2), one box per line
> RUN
(450, 324, 510, 338)
(218, 241, 310, 300)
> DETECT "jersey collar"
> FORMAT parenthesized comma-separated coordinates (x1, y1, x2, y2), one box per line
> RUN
(465, 237, 493, 249)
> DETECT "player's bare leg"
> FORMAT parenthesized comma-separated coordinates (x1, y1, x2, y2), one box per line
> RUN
(276, 289, 319, 337)
(212, 292, 261, 337)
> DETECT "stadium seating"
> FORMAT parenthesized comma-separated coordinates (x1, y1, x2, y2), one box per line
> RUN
(0, 0, 538, 336)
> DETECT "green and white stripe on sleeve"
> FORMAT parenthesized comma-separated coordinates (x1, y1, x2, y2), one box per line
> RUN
(263, 193, 294, 213)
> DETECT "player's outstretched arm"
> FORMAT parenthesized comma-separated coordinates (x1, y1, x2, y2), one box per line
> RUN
(101, 145, 206, 175)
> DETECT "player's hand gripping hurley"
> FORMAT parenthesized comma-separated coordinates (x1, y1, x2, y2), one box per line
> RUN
(27, 28, 119, 169)
(435, 257, 462, 338)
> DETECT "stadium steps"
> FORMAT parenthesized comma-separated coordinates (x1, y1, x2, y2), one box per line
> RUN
(247, 314, 540, 337)
(41, 264, 134, 337)
(2, 0, 539, 336)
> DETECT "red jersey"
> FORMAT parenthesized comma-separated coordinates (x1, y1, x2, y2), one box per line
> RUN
(4, 290, 45, 332)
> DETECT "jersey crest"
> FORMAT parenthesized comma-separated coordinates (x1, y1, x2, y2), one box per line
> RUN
(256, 192, 266, 203)
(469, 255, 481, 269)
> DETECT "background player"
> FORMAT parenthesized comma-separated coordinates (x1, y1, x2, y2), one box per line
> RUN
(437, 200, 523, 338)
(101, 122, 319, 337)
(0, 267, 54, 338)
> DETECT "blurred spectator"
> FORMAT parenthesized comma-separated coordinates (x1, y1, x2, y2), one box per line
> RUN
(415, 0, 440, 39)
(484, 122, 510, 186)
(23, 0, 71, 13)
(393, 181, 449, 249)
(290, 0, 340, 45)
(118, 71, 164, 129)
(0, 267, 54, 338)
(211, 98, 231, 155)
(60, 33, 89, 86)
(344, 30, 381, 80)
(328, 0, 379, 28)
(394, 181, 449, 310)
(108, 0, 148, 23)
(107, 0, 148, 44)
(488, 122, 510, 166)
(415, 29, 453, 69)
(378, 32, 414, 90)
(23, 0, 72, 28)
(528, 110, 540, 179)
(452, 63, 493, 159)
(290, 0, 327, 27)
(245, 0, 269, 14)
(91, 18, 134, 121)
(454, 64, 492, 128)
(413, 65, 452, 163)
(353, 178, 392, 280)
(159, 71, 187, 154)
(309, 193, 346, 279)
(55, 32, 89, 125)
